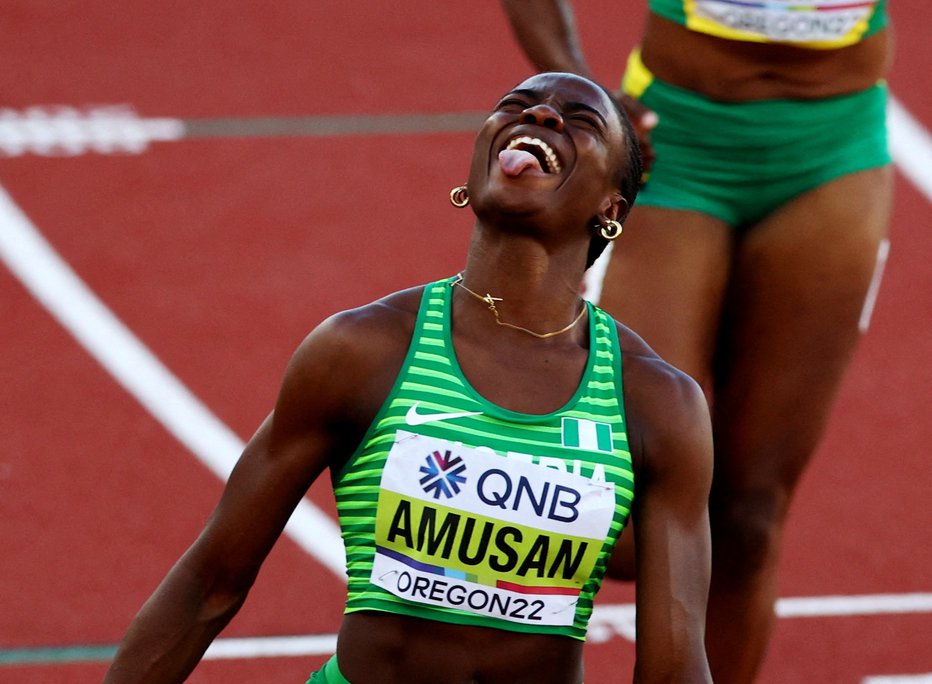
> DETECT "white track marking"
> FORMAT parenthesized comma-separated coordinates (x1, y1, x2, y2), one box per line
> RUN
(0, 105, 486, 155)
(776, 592, 932, 617)
(0, 184, 346, 578)
(0, 106, 183, 156)
(583, 241, 612, 305)
(589, 601, 638, 641)
(859, 238, 890, 332)
(889, 95, 932, 204)
(864, 677, 932, 684)
(588, 593, 932, 643)
(204, 634, 337, 660)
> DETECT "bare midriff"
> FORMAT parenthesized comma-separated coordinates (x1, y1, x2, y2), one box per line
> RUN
(337, 611, 584, 683)
(640, 13, 892, 101)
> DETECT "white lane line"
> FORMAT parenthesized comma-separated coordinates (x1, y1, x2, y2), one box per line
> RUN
(204, 634, 337, 660)
(0, 184, 346, 579)
(582, 240, 612, 305)
(589, 601, 638, 641)
(777, 592, 932, 617)
(0, 105, 486, 156)
(0, 105, 183, 156)
(859, 237, 890, 332)
(588, 592, 932, 643)
(864, 676, 932, 684)
(889, 95, 932, 204)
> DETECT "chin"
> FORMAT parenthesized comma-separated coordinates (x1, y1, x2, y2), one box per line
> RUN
(473, 190, 545, 225)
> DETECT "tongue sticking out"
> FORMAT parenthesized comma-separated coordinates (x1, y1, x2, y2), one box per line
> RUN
(499, 148, 543, 177)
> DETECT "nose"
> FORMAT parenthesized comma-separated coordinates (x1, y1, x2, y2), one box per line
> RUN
(521, 104, 564, 132)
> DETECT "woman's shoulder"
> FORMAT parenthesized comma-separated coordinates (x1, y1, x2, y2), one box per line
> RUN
(272, 284, 431, 441)
(302, 283, 427, 365)
(613, 318, 703, 410)
(612, 318, 712, 475)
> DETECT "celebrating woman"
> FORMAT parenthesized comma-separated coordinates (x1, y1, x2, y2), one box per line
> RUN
(104, 71, 713, 684)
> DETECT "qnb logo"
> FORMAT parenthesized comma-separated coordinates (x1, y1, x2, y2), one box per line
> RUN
(0, 106, 184, 157)
(419, 449, 467, 500)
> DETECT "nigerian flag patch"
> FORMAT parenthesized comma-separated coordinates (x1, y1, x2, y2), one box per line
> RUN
(561, 417, 613, 453)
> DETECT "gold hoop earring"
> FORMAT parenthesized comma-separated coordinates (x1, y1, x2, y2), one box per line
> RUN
(599, 219, 623, 240)
(450, 185, 469, 208)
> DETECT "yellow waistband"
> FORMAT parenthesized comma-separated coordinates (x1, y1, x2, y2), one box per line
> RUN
(621, 48, 654, 99)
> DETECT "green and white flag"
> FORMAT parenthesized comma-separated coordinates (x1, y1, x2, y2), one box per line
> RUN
(562, 417, 613, 453)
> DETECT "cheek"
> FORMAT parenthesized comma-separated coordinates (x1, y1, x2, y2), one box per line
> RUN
(466, 122, 502, 182)
(572, 149, 615, 192)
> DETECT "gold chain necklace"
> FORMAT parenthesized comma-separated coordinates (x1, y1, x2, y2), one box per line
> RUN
(451, 273, 587, 339)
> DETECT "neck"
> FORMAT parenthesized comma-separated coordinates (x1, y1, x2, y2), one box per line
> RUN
(462, 226, 587, 302)
(451, 218, 593, 342)
(452, 273, 588, 340)
(455, 257, 587, 342)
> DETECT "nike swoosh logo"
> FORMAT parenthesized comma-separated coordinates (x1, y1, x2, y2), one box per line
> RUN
(404, 402, 482, 426)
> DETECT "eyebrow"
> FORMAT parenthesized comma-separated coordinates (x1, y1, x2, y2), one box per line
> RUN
(505, 88, 608, 128)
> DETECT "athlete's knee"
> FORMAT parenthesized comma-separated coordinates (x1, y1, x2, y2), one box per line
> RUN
(709, 486, 790, 579)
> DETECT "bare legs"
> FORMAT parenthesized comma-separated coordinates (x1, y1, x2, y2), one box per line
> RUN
(598, 167, 894, 682)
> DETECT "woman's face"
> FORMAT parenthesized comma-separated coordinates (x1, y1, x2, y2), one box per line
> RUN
(467, 72, 626, 232)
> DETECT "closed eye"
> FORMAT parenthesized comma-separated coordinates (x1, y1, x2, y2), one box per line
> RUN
(566, 102, 608, 134)
(569, 114, 599, 129)
(495, 88, 539, 111)
(496, 97, 531, 111)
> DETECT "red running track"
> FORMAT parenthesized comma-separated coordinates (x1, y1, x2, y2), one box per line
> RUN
(1, 1, 930, 682)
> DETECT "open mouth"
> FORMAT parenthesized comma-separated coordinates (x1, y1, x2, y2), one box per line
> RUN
(503, 136, 563, 174)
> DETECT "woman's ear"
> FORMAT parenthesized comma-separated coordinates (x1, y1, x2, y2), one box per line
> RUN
(600, 192, 629, 224)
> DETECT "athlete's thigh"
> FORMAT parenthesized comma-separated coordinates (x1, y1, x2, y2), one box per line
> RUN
(598, 205, 732, 386)
(713, 166, 894, 487)
(598, 206, 728, 581)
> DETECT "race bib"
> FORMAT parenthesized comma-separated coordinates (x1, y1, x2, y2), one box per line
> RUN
(686, 0, 879, 46)
(371, 431, 616, 627)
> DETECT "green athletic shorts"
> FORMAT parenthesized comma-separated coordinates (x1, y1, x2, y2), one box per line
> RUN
(306, 655, 350, 684)
(621, 49, 891, 228)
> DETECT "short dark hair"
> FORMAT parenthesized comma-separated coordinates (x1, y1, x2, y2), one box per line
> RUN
(585, 86, 643, 269)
